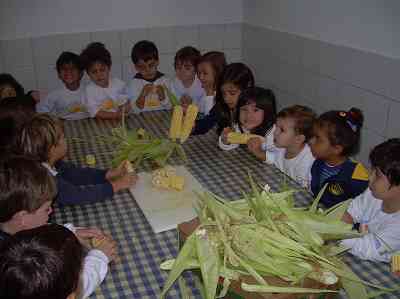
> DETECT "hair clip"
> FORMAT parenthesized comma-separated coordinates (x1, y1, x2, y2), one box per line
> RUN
(346, 120, 357, 132)
(339, 111, 347, 117)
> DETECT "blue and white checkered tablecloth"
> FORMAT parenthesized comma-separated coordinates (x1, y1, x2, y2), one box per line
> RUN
(55, 111, 400, 299)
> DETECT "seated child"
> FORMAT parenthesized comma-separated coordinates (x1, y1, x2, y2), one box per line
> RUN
(127, 40, 172, 112)
(0, 223, 84, 299)
(220, 86, 276, 151)
(341, 139, 400, 262)
(37, 51, 89, 120)
(15, 113, 137, 206)
(254, 105, 316, 188)
(0, 156, 118, 298)
(80, 42, 131, 120)
(171, 46, 205, 111)
(0, 73, 39, 108)
(309, 108, 368, 208)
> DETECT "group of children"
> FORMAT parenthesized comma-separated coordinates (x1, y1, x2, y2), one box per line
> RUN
(1, 39, 400, 299)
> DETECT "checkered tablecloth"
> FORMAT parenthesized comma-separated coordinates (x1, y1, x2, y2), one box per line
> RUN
(54, 111, 400, 299)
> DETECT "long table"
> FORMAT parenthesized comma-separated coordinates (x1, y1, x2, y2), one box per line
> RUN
(53, 111, 400, 298)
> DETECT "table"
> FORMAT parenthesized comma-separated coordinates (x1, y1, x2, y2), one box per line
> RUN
(54, 111, 400, 299)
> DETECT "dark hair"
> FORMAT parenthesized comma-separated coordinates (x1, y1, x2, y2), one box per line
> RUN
(16, 113, 63, 163)
(370, 138, 400, 186)
(0, 73, 25, 98)
(216, 63, 254, 130)
(198, 51, 227, 90)
(56, 51, 83, 73)
(237, 87, 276, 136)
(0, 223, 84, 299)
(80, 42, 112, 71)
(316, 107, 363, 156)
(0, 156, 57, 223)
(174, 46, 201, 68)
(277, 105, 316, 142)
(131, 40, 159, 64)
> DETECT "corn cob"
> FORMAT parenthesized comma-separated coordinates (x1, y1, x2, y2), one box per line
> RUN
(180, 104, 198, 143)
(169, 105, 183, 141)
(227, 132, 259, 144)
(391, 254, 400, 272)
(152, 166, 184, 191)
(91, 237, 106, 247)
(86, 154, 96, 166)
(169, 175, 184, 191)
(70, 105, 83, 113)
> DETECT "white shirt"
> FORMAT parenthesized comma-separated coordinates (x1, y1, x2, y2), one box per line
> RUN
(198, 94, 215, 116)
(340, 188, 400, 262)
(36, 85, 89, 120)
(85, 78, 128, 118)
(170, 75, 205, 106)
(63, 223, 109, 299)
(265, 144, 315, 188)
(127, 74, 172, 113)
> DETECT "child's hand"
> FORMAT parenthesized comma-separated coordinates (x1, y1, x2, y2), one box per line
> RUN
(221, 127, 233, 144)
(106, 160, 128, 180)
(156, 85, 165, 101)
(92, 234, 118, 263)
(75, 227, 105, 247)
(180, 95, 192, 114)
(111, 172, 138, 192)
(247, 137, 266, 161)
(142, 84, 154, 97)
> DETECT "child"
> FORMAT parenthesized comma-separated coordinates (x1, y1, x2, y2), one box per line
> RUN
(220, 87, 276, 151)
(80, 42, 131, 120)
(171, 46, 204, 110)
(0, 156, 118, 298)
(15, 113, 137, 206)
(0, 73, 39, 108)
(37, 51, 89, 120)
(341, 139, 400, 262)
(309, 108, 368, 208)
(127, 40, 171, 113)
(0, 224, 84, 299)
(254, 105, 316, 188)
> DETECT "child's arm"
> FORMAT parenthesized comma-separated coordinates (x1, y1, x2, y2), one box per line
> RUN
(247, 137, 266, 161)
(56, 161, 109, 185)
(342, 211, 354, 224)
(94, 110, 122, 120)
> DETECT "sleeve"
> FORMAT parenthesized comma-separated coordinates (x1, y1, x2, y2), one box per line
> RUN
(85, 85, 102, 118)
(264, 147, 280, 165)
(218, 134, 240, 151)
(127, 79, 143, 111)
(56, 161, 108, 185)
(192, 106, 218, 135)
(346, 189, 369, 224)
(349, 163, 369, 199)
(78, 249, 110, 299)
(36, 92, 55, 113)
(116, 79, 129, 104)
(200, 96, 215, 116)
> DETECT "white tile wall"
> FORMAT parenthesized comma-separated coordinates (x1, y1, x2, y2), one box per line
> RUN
(1, 23, 242, 94)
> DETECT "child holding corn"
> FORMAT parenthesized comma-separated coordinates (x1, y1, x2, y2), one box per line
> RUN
(250, 105, 316, 188)
(341, 139, 400, 263)
(127, 40, 172, 113)
(80, 42, 131, 120)
(15, 113, 138, 206)
(37, 51, 89, 120)
(219, 86, 276, 152)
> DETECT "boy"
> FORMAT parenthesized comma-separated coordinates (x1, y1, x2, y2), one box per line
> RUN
(15, 113, 137, 206)
(36, 52, 89, 120)
(0, 156, 118, 298)
(0, 224, 84, 299)
(341, 139, 400, 262)
(127, 40, 172, 113)
(170, 46, 204, 109)
(250, 105, 316, 188)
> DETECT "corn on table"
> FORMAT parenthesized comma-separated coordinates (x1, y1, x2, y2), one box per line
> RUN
(52, 110, 400, 299)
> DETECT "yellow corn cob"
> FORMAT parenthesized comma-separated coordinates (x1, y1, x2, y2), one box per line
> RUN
(145, 97, 161, 107)
(101, 99, 114, 110)
(152, 175, 170, 189)
(180, 104, 198, 143)
(391, 255, 400, 272)
(91, 237, 105, 247)
(86, 154, 96, 166)
(70, 105, 82, 113)
(169, 175, 184, 191)
(169, 105, 183, 141)
(227, 132, 259, 144)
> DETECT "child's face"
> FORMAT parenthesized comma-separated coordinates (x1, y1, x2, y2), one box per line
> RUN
(0, 84, 17, 100)
(135, 59, 159, 81)
(87, 62, 110, 88)
(22, 200, 53, 230)
(175, 60, 195, 82)
(197, 62, 215, 90)
(239, 102, 264, 131)
(222, 83, 241, 110)
(273, 117, 298, 148)
(58, 63, 82, 88)
(309, 125, 339, 161)
(50, 131, 67, 162)
(369, 168, 400, 201)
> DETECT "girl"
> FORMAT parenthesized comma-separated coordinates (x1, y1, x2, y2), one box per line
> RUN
(219, 86, 276, 151)
(309, 107, 369, 208)
(80, 42, 131, 120)
(0, 73, 39, 109)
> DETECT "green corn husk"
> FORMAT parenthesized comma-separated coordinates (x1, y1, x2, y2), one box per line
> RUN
(163, 84, 179, 106)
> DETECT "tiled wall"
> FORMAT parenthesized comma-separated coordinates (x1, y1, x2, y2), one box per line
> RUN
(0, 23, 242, 93)
(242, 23, 400, 165)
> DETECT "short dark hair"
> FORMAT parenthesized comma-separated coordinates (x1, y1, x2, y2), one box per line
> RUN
(80, 42, 112, 71)
(131, 40, 159, 64)
(277, 105, 316, 142)
(0, 223, 84, 299)
(16, 113, 63, 163)
(370, 138, 400, 186)
(0, 156, 57, 223)
(56, 51, 83, 73)
(0, 73, 25, 98)
(316, 107, 363, 156)
(174, 46, 201, 68)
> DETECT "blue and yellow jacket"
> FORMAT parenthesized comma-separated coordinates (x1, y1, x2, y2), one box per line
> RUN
(310, 159, 369, 208)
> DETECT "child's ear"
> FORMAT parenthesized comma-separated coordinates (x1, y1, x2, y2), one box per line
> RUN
(333, 144, 344, 156)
